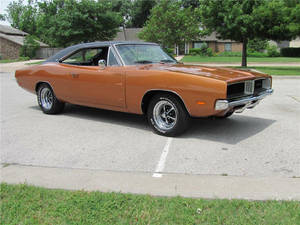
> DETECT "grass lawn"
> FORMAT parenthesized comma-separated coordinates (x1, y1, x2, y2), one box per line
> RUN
(0, 57, 30, 64)
(232, 66, 300, 76)
(181, 55, 300, 63)
(25, 60, 45, 65)
(1, 183, 299, 225)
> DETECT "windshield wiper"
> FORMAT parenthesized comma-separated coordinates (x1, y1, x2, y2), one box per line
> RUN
(134, 60, 153, 64)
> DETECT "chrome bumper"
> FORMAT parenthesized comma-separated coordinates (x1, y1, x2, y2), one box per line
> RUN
(229, 89, 273, 107)
(215, 89, 273, 113)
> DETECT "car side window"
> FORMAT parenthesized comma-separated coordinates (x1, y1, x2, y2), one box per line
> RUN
(62, 47, 108, 66)
(108, 48, 120, 66)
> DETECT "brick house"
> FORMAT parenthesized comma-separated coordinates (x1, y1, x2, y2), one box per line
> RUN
(0, 25, 48, 59)
(112, 28, 242, 55)
(184, 32, 242, 54)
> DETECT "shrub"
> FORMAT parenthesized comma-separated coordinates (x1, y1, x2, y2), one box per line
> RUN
(280, 48, 300, 57)
(189, 45, 213, 56)
(20, 35, 40, 59)
(266, 45, 280, 57)
(189, 48, 201, 56)
(206, 47, 213, 56)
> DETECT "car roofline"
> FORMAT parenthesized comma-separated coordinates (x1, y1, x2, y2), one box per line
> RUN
(44, 41, 159, 63)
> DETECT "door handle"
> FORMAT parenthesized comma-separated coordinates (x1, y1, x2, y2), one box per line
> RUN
(70, 73, 79, 78)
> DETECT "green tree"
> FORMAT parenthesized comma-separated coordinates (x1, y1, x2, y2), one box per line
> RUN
(36, 0, 123, 47)
(181, 0, 200, 9)
(6, 0, 38, 35)
(111, 0, 132, 26)
(5, 0, 123, 47)
(129, 0, 156, 28)
(20, 35, 40, 58)
(139, 0, 201, 51)
(198, 0, 299, 67)
(286, 1, 300, 36)
(247, 39, 268, 52)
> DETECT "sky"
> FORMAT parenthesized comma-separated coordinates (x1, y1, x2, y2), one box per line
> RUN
(0, 0, 13, 25)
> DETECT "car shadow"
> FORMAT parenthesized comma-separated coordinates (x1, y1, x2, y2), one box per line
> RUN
(30, 104, 149, 131)
(182, 115, 276, 144)
(30, 104, 276, 144)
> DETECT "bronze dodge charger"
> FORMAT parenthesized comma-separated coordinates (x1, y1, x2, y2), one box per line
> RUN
(15, 41, 273, 136)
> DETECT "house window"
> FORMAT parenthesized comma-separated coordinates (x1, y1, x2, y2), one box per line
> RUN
(224, 43, 232, 52)
(194, 42, 206, 49)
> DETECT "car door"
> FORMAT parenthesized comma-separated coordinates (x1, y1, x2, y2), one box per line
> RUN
(59, 46, 125, 108)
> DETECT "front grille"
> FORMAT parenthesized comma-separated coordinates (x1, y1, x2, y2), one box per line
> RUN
(227, 82, 245, 99)
(227, 78, 270, 100)
(245, 80, 254, 95)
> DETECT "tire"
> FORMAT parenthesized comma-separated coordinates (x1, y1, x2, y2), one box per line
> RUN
(37, 83, 65, 114)
(147, 94, 189, 136)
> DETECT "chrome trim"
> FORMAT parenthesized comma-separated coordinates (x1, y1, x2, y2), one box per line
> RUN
(107, 46, 112, 66)
(228, 89, 273, 107)
(153, 100, 178, 131)
(227, 77, 270, 86)
(113, 43, 174, 66)
(112, 44, 125, 66)
(142, 89, 191, 115)
(107, 46, 122, 67)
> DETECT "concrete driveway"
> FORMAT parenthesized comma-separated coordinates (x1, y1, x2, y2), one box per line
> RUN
(1, 68, 300, 200)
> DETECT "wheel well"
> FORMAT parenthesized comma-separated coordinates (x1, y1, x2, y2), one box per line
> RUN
(35, 82, 52, 93)
(141, 90, 189, 115)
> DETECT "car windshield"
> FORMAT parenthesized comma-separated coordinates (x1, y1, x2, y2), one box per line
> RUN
(115, 44, 177, 65)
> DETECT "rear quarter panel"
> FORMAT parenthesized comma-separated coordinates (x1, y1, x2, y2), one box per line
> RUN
(15, 63, 73, 102)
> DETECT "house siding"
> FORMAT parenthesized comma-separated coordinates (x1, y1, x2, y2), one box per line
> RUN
(0, 37, 21, 59)
(232, 42, 243, 52)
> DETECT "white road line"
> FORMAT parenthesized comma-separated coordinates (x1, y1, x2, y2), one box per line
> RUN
(152, 137, 173, 178)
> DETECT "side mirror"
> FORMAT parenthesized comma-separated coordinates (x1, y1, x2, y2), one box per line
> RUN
(98, 59, 106, 69)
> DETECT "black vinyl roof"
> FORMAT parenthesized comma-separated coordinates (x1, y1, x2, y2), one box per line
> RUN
(44, 41, 158, 63)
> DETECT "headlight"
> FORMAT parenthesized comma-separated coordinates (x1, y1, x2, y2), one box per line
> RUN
(215, 100, 229, 110)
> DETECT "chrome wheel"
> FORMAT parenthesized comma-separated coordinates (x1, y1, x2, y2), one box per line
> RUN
(40, 87, 53, 110)
(153, 100, 178, 131)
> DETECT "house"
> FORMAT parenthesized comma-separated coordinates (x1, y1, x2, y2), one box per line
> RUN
(112, 28, 242, 55)
(185, 32, 243, 54)
(289, 37, 300, 47)
(113, 27, 143, 42)
(0, 25, 48, 59)
(269, 37, 300, 49)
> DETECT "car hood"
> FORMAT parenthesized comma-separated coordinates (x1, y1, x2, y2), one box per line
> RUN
(140, 64, 269, 82)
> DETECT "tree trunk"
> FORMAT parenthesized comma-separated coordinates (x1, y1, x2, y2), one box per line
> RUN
(242, 38, 248, 67)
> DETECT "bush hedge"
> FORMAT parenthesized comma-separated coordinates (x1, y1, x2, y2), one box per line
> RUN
(216, 51, 268, 57)
(189, 46, 213, 56)
(266, 45, 280, 57)
(281, 48, 300, 57)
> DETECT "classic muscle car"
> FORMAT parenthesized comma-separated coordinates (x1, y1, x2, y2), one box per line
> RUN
(15, 41, 273, 136)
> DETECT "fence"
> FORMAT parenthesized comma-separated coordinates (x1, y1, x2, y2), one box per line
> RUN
(35, 47, 63, 59)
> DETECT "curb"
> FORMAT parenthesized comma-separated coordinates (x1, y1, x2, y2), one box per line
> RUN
(1, 164, 300, 201)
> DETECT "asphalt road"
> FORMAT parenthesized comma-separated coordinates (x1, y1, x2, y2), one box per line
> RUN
(1, 71, 300, 179)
